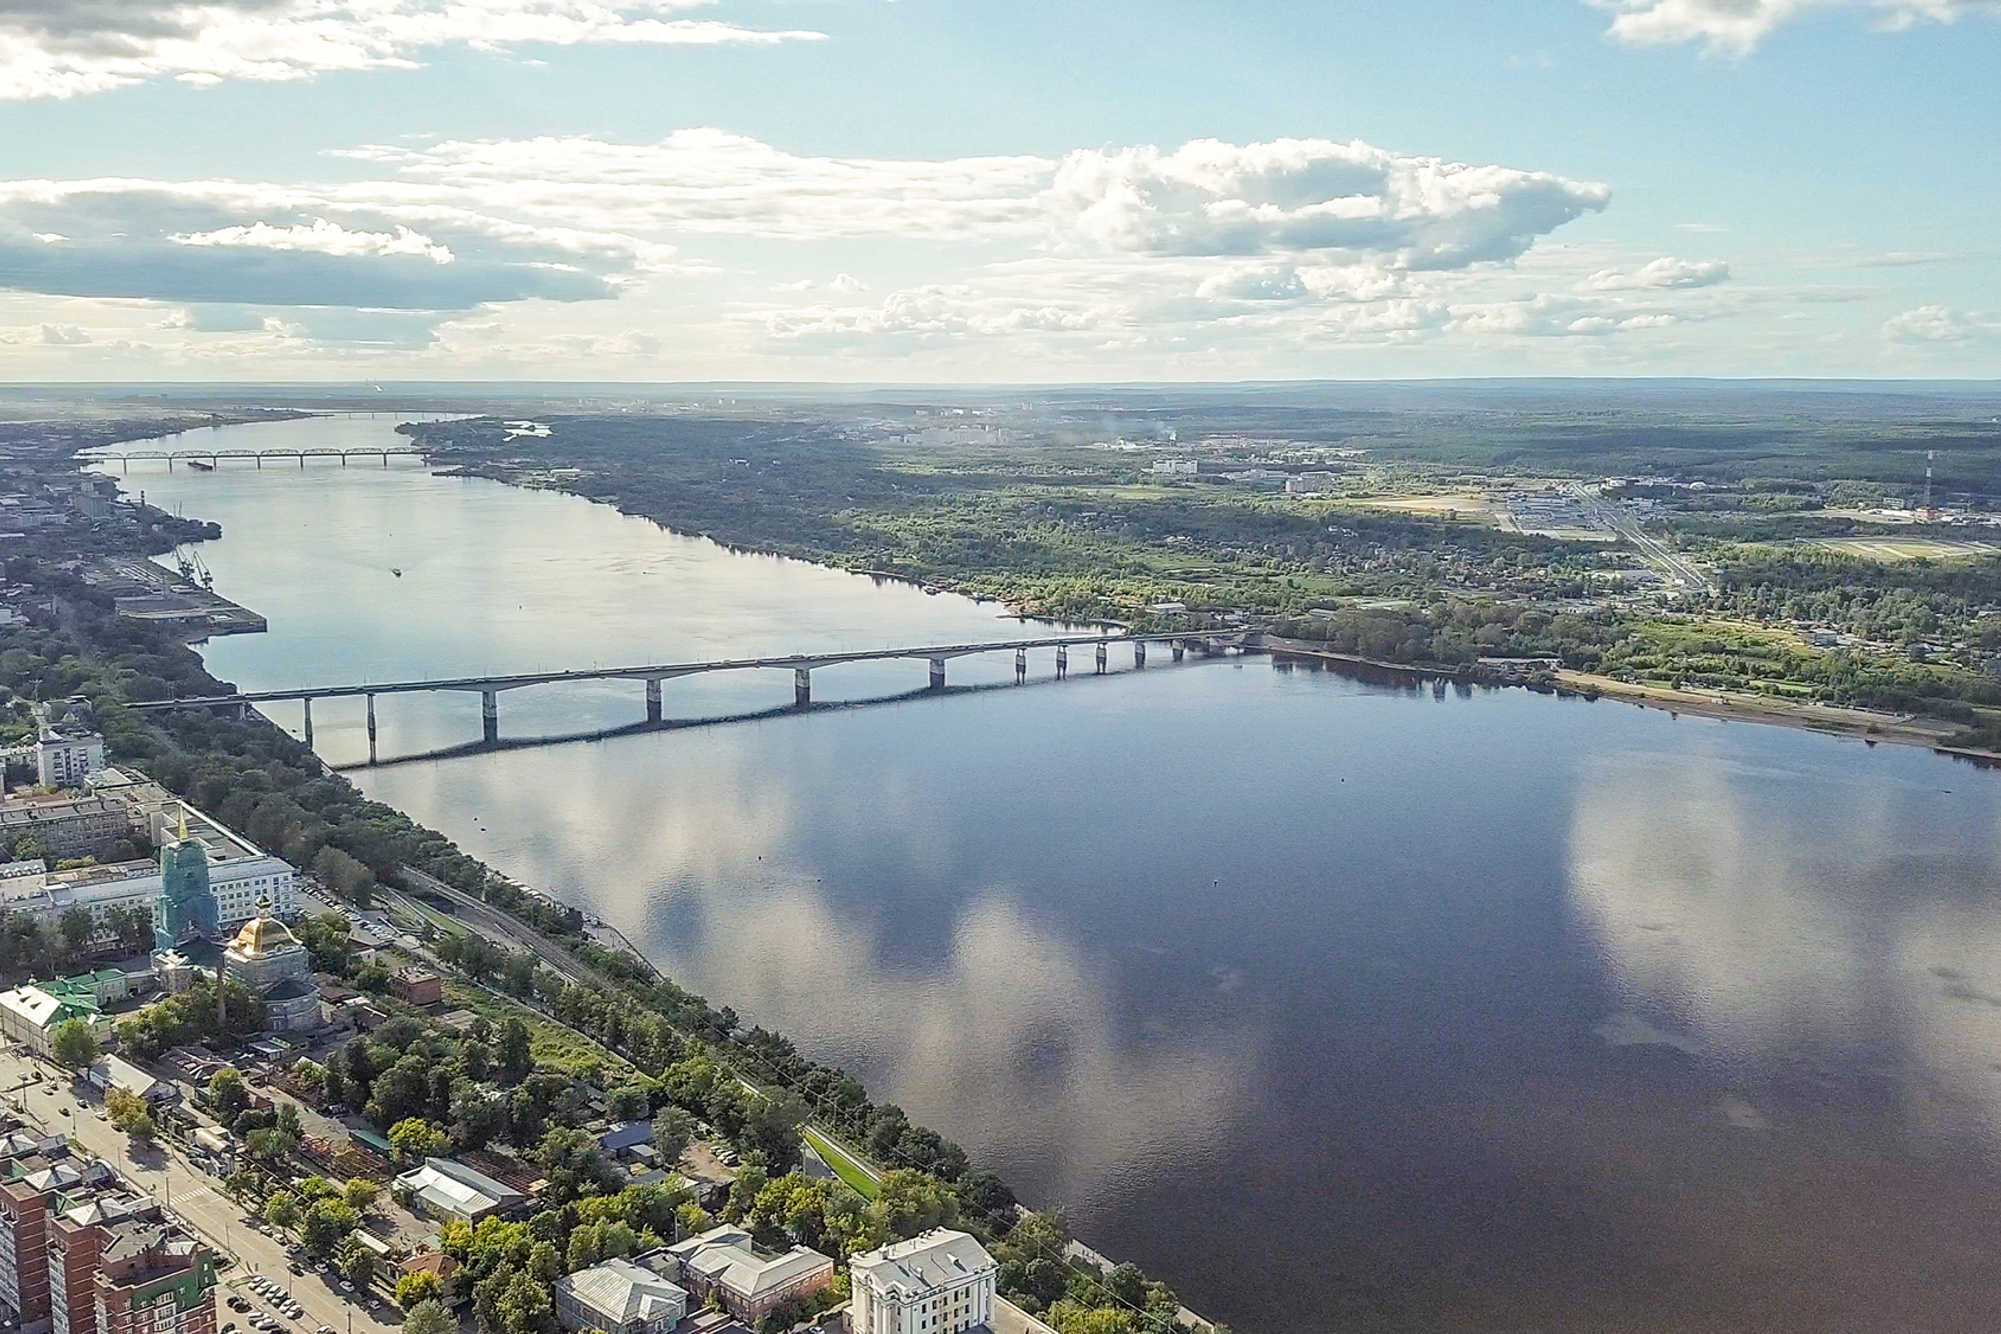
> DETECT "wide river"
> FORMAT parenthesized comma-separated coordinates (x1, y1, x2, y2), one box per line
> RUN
(99, 416, 2001, 1333)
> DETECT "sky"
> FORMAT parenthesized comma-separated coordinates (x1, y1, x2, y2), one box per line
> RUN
(0, 0, 1995, 382)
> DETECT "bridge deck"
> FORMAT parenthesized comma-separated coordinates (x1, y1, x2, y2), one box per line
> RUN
(129, 631, 1240, 708)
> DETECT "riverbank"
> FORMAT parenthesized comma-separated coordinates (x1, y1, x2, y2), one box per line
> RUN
(1266, 637, 2001, 762)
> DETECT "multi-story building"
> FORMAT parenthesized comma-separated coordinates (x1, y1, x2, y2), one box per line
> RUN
(657, 1227, 833, 1327)
(0, 1141, 100, 1334)
(0, 797, 130, 864)
(35, 728, 104, 790)
(0, 985, 116, 1058)
(48, 1190, 167, 1334)
(849, 1231, 998, 1334)
(91, 1222, 216, 1334)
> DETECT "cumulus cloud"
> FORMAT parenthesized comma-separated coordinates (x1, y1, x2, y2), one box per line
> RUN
(1882, 305, 1998, 342)
(758, 285, 1133, 342)
(1587, 0, 2001, 55)
(1585, 256, 1729, 289)
(171, 219, 455, 264)
(0, 0, 825, 100)
(1047, 138, 1609, 267)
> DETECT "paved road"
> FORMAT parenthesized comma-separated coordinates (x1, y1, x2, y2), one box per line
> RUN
(1566, 483, 1715, 595)
(0, 1050, 405, 1334)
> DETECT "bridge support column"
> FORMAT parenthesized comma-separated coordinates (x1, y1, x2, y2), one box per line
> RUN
(794, 667, 812, 708)
(302, 698, 314, 749)
(298, 454, 305, 468)
(1134, 641, 1147, 669)
(646, 678, 662, 724)
(481, 690, 498, 743)
(366, 694, 378, 764)
(255, 455, 262, 469)
(1015, 648, 1027, 684)
(929, 657, 946, 690)
(166, 457, 173, 472)
(1056, 646, 1067, 679)
(340, 455, 348, 467)
(1096, 641, 1108, 675)
(1172, 641, 1185, 663)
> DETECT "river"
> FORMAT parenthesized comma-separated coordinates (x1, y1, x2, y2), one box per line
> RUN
(95, 415, 2001, 1334)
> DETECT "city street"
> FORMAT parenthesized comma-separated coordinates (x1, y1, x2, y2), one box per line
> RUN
(0, 1049, 406, 1334)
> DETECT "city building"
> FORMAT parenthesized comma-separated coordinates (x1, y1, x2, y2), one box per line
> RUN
(91, 1223, 216, 1334)
(396, 1252, 458, 1305)
(82, 1059, 173, 1106)
(0, 985, 114, 1058)
(391, 1159, 525, 1224)
(388, 968, 442, 1007)
(0, 797, 130, 864)
(0, 1142, 99, 1334)
(220, 901, 321, 1033)
(849, 1231, 997, 1334)
(35, 721, 104, 790)
(554, 1258, 688, 1334)
(1283, 472, 1340, 495)
(658, 1227, 833, 1327)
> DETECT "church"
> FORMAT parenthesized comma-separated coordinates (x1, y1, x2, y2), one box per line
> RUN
(151, 815, 320, 1033)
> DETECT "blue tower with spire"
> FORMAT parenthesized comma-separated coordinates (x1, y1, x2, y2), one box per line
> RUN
(154, 806, 218, 950)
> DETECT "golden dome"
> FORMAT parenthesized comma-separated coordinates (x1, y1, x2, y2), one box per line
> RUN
(229, 903, 298, 957)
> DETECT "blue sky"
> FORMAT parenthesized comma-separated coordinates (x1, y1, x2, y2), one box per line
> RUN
(0, 0, 1994, 380)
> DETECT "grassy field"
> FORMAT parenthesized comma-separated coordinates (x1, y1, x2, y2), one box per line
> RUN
(801, 1125, 880, 1199)
(1819, 537, 2001, 562)
(441, 978, 634, 1078)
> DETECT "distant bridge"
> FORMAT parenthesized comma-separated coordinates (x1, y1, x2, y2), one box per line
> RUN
(90, 446, 429, 471)
(129, 631, 1257, 762)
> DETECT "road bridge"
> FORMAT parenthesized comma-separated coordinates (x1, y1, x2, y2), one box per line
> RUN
(89, 446, 430, 471)
(131, 631, 1255, 760)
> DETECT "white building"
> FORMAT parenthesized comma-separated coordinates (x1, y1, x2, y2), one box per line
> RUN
(850, 1230, 998, 1334)
(392, 1158, 525, 1223)
(35, 728, 104, 789)
(1284, 472, 1341, 495)
(0, 984, 114, 1056)
(554, 1258, 688, 1334)
(0, 848, 294, 936)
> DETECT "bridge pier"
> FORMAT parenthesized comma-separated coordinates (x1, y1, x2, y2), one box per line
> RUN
(929, 657, 946, 690)
(482, 690, 498, 743)
(794, 667, 812, 707)
(366, 694, 377, 764)
(1134, 641, 1146, 669)
(255, 455, 262, 469)
(1015, 648, 1026, 683)
(1056, 645, 1067, 679)
(302, 698, 313, 749)
(646, 678, 662, 723)
(1172, 641, 1185, 663)
(1096, 641, 1108, 675)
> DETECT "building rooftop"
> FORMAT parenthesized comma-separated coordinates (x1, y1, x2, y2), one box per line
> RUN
(392, 1157, 525, 1219)
(665, 1226, 833, 1301)
(558, 1257, 687, 1326)
(851, 1230, 996, 1300)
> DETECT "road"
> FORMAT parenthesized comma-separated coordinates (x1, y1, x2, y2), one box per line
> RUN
(0, 1049, 404, 1334)
(1566, 483, 1715, 595)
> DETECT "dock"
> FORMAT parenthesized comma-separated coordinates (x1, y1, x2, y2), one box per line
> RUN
(87, 556, 267, 638)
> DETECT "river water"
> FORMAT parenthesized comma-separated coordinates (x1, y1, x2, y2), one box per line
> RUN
(96, 416, 2001, 1333)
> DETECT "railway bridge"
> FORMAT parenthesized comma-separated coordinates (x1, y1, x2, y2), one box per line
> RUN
(91, 446, 429, 471)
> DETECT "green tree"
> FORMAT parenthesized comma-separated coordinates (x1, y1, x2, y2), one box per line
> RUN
(210, 1066, 249, 1118)
(497, 1018, 532, 1081)
(58, 906, 94, 954)
(48, 1018, 99, 1070)
(870, 1170, 958, 1241)
(340, 1241, 378, 1290)
(605, 1084, 650, 1122)
(389, 1118, 450, 1161)
(301, 1198, 361, 1259)
(344, 1178, 381, 1213)
(395, 1272, 443, 1313)
(263, 1190, 301, 1232)
(403, 1298, 454, 1334)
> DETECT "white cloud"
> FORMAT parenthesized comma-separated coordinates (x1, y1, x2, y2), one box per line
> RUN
(344, 129, 1057, 241)
(757, 285, 1134, 342)
(1587, 0, 2001, 55)
(1882, 305, 1998, 342)
(1047, 138, 1609, 267)
(37, 322, 88, 344)
(1585, 256, 1729, 289)
(0, 0, 825, 100)
(171, 218, 455, 264)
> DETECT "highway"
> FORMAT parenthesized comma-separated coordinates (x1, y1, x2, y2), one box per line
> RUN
(1566, 484, 1715, 595)
(0, 1049, 403, 1334)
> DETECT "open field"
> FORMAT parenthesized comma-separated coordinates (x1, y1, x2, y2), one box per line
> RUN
(1818, 537, 2001, 562)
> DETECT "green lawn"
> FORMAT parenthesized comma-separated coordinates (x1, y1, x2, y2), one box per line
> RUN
(802, 1125, 880, 1200)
